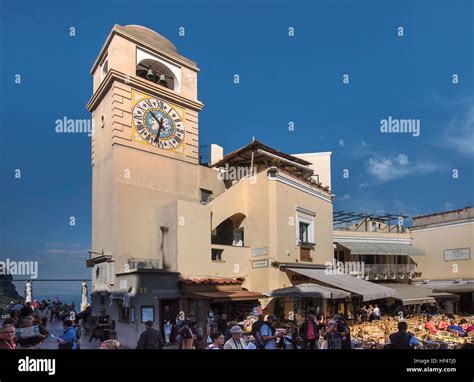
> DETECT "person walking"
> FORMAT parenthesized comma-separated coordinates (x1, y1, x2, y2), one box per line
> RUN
(259, 315, 283, 349)
(359, 305, 369, 322)
(97, 308, 111, 341)
(372, 305, 381, 320)
(323, 320, 343, 349)
(37, 303, 50, 327)
(136, 320, 164, 349)
(20, 302, 33, 319)
(179, 320, 195, 349)
(223, 326, 247, 349)
(57, 320, 76, 349)
(251, 314, 264, 337)
(333, 314, 351, 349)
(299, 312, 319, 349)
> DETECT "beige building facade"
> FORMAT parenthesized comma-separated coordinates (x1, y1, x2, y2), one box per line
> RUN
(86, 25, 474, 348)
(86, 24, 340, 347)
(410, 207, 474, 313)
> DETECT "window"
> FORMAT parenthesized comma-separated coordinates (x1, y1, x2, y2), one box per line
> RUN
(100, 55, 108, 81)
(299, 222, 310, 244)
(296, 207, 315, 245)
(300, 247, 312, 262)
(118, 300, 130, 323)
(200, 189, 213, 204)
(211, 248, 223, 261)
(232, 228, 244, 246)
(141, 306, 155, 323)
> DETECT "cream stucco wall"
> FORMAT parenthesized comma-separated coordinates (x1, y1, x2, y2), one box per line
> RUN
(91, 90, 117, 261)
(411, 222, 474, 280)
(151, 169, 334, 294)
(293, 152, 332, 190)
(272, 179, 334, 290)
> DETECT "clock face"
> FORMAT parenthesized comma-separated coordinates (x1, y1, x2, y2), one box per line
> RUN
(132, 97, 185, 150)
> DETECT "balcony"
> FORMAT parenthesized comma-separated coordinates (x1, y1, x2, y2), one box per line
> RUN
(362, 264, 420, 280)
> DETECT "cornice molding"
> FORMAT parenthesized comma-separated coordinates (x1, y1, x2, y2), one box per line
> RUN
(86, 69, 204, 112)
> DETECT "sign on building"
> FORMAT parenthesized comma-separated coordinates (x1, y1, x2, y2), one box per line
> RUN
(444, 248, 471, 261)
(252, 247, 269, 257)
(252, 259, 269, 268)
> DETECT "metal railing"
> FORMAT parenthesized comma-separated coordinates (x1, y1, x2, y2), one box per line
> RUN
(363, 263, 418, 280)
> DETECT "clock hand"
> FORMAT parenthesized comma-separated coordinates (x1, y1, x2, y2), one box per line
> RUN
(149, 112, 162, 144)
(151, 115, 166, 144)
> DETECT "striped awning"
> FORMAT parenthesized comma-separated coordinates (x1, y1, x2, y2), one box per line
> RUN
(336, 241, 425, 256)
(288, 268, 396, 302)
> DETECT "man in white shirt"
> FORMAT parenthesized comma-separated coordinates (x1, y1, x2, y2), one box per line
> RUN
(373, 305, 381, 320)
(223, 325, 247, 349)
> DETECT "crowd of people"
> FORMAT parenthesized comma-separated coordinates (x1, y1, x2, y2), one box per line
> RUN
(133, 311, 354, 350)
(424, 314, 474, 337)
(0, 299, 114, 350)
(141, 308, 474, 350)
(2, 300, 473, 350)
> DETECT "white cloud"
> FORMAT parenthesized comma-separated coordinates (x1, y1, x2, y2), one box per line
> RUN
(339, 194, 350, 200)
(38, 244, 89, 261)
(394, 154, 409, 165)
(361, 140, 370, 147)
(358, 182, 369, 188)
(444, 202, 454, 210)
(338, 139, 345, 147)
(437, 102, 474, 155)
(367, 154, 442, 182)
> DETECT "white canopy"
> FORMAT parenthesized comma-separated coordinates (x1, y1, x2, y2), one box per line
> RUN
(264, 283, 351, 299)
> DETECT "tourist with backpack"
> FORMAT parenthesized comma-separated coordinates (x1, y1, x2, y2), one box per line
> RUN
(258, 315, 283, 349)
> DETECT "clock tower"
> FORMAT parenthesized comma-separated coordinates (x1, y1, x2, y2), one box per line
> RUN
(87, 25, 206, 278)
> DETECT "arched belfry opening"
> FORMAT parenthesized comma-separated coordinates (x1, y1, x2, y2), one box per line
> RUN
(136, 58, 176, 91)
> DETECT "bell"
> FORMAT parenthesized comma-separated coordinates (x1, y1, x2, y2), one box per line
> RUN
(158, 74, 168, 86)
(146, 68, 156, 81)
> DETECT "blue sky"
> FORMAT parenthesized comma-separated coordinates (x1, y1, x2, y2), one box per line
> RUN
(0, 0, 473, 295)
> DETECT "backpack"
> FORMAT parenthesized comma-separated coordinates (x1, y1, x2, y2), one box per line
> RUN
(254, 323, 273, 349)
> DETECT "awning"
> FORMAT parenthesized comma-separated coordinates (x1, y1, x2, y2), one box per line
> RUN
(288, 268, 396, 301)
(188, 290, 265, 303)
(378, 283, 441, 305)
(109, 292, 130, 308)
(433, 283, 474, 293)
(336, 241, 425, 256)
(264, 283, 350, 299)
